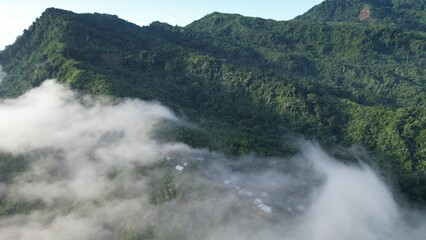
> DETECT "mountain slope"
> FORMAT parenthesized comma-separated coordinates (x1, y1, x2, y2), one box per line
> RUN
(0, 8, 289, 155)
(0, 8, 426, 204)
(297, 0, 426, 31)
(188, 12, 426, 108)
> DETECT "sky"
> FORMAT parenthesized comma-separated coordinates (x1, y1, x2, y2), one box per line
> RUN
(0, 0, 324, 50)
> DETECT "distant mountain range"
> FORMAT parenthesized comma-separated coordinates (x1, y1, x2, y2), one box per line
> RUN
(0, 0, 425, 204)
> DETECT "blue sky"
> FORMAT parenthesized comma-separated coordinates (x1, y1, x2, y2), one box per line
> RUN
(0, 0, 323, 49)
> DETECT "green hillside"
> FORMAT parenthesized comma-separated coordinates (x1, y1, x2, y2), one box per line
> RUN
(0, 4, 426, 204)
(297, 0, 426, 31)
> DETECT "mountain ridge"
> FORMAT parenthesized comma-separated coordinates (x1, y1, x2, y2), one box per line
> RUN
(297, 0, 426, 31)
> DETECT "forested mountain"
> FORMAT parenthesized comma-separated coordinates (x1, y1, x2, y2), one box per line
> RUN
(0, 0, 425, 204)
(297, 0, 426, 31)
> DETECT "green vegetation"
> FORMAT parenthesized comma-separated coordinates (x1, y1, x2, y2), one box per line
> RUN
(0, 153, 44, 217)
(1, 1, 426, 205)
(297, 0, 426, 31)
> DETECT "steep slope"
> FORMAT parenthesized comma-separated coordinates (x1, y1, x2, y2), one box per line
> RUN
(188, 12, 426, 108)
(0, 8, 426, 204)
(0, 8, 288, 155)
(297, 0, 426, 31)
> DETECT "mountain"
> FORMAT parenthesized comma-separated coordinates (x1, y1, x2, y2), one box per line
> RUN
(297, 0, 426, 31)
(0, 6, 426, 204)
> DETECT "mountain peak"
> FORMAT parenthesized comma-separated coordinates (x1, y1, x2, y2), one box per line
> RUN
(42, 7, 73, 15)
(296, 0, 426, 30)
(189, 12, 244, 27)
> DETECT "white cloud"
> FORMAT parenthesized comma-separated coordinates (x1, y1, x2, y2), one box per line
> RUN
(298, 142, 403, 240)
(0, 80, 425, 240)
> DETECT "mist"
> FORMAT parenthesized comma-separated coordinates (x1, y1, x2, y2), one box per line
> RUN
(0, 65, 6, 84)
(0, 80, 425, 240)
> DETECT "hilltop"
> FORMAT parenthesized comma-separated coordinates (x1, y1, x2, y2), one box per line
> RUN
(297, 0, 426, 31)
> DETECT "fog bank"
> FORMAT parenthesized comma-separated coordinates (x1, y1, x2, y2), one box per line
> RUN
(0, 80, 424, 240)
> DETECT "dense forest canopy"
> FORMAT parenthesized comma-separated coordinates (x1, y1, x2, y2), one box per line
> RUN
(0, 0, 425, 205)
(297, 0, 426, 31)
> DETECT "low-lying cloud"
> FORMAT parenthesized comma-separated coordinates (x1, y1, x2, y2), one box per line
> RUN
(0, 80, 425, 240)
(0, 65, 6, 84)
